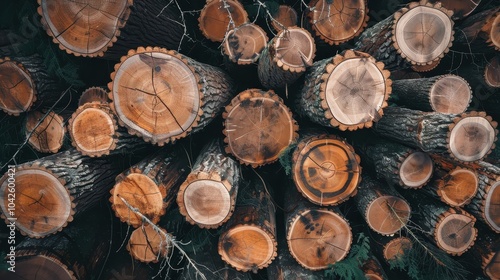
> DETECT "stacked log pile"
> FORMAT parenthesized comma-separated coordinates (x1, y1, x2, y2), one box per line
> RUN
(0, 0, 499, 280)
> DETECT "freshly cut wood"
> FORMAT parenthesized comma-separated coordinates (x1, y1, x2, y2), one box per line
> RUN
(68, 102, 147, 157)
(391, 74, 472, 114)
(223, 89, 298, 167)
(382, 236, 413, 262)
(109, 47, 234, 145)
(223, 23, 268, 65)
(362, 257, 388, 280)
(110, 148, 189, 227)
(218, 177, 277, 273)
(355, 1, 454, 70)
(0, 148, 120, 238)
(25, 110, 66, 153)
(354, 175, 411, 236)
(430, 0, 481, 19)
(270, 5, 298, 32)
(267, 238, 323, 279)
(454, 7, 500, 52)
(373, 107, 498, 162)
(0, 55, 61, 115)
(422, 167, 479, 207)
(177, 139, 240, 229)
(127, 224, 170, 263)
(199, 0, 249, 42)
(356, 139, 434, 189)
(258, 27, 315, 89)
(467, 173, 500, 233)
(485, 55, 500, 88)
(307, 0, 369, 45)
(38, 0, 185, 58)
(466, 229, 500, 280)
(299, 50, 391, 131)
(285, 185, 352, 270)
(291, 133, 361, 205)
(78, 87, 109, 106)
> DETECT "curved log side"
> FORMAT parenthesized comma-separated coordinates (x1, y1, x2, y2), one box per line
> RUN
(467, 173, 500, 233)
(429, 0, 481, 19)
(454, 7, 500, 52)
(465, 228, 500, 280)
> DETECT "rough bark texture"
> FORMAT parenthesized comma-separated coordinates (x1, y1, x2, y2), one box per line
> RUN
(454, 7, 500, 52)
(466, 173, 500, 233)
(465, 227, 500, 279)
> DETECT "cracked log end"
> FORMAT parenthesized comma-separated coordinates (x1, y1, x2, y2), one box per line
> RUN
(272, 27, 316, 72)
(14, 255, 75, 280)
(308, 0, 369, 45)
(270, 5, 298, 32)
(437, 167, 478, 207)
(292, 134, 361, 206)
(434, 209, 477, 256)
(37, 0, 132, 57)
(429, 74, 472, 114)
(366, 195, 411, 236)
(199, 0, 248, 42)
(223, 23, 268, 65)
(399, 151, 433, 189)
(287, 209, 352, 270)
(0, 166, 73, 238)
(485, 55, 500, 88)
(127, 224, 170, 263)
(383, 237, 413, 261)
(0, 57, 36, 116)
(25, 111, 66, 154)
(78, 87, 109, 106)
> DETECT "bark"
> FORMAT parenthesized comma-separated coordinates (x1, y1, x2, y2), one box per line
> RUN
(465, 227, 500, 279)
(466, 173, 500, 233)
(453, 7, 500, 53)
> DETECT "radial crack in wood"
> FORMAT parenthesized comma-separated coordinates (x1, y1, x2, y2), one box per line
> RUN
(0, 57, 36, 115)
(127, 224, 170, 263)
(25, 110, 66, 154)
(223, 23, 268, 65)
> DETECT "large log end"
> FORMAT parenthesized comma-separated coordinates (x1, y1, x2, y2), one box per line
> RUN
(437, 167, 478, 207)
(365, 195, 411, 236)
(434, 208, 477, 256)
(0, 57, 36, 116)
(198, 0, 248, 42)
(399, 151, 434, 189)
(429, 74, 472, 114)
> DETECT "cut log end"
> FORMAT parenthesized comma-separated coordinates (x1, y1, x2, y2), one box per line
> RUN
(0, 58, 35, 116)
(292, 135, 360, 206)
(485, 55, 500, 88)
(224, 89, 298, 167)
(485, 181, 500, 233)
(223, 23, 268, 65)
(110, 173, 164, 227)
(273, 27, 315, 72)
(219, 225, 277, 272)
(38, 0, 132, 57)
(199, 0, 249, 42)
(438, 168, 478, 207)
(486, 12, 500, 50)
(14, 255, 75, 280)
(0, 167, 73, 238)
(287, 209, 352, 270)
(366, 195, 411, 236)
(308, 0, 368, 45)
(25, 111, 66, 154)
(393, 3, 454, 65)
(270, 5, 298, 32)
(435, 211, 477, 255)
(78, 87, 109, 106)
(484, 250, 500, 279)
(383, 237, 412, 261)
(429, 75, 471, 114)
(127, 224, 170, 263)
(399, 151, 433, 189)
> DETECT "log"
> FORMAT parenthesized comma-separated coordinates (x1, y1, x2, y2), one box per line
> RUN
(177, 139, 241, 229)
(466, 228, 500, 279)
(78, 87, 109, 106)
(198, 0, 249, 42)
(110, 148, 189, 227)
(291, 133, 361, 205)
(257, 27, 315, 89)
(127, 224, 171, 263)
(25, 110, 66, 154)
(307, 0, 369, 45)
(430, 0, 481, 19)
(68, 102, 148, 157)
(267, 238, 323, 279)
(373, 107, 498, 162)
(285, 185, 352, 270)
(222, 23, 268, 65)
(454, 7, 500, 52)
(382, 236, 413, 263)
(0, 148, 121, 238)
(109, 46, 234, 146)
(390, 74, 472, 114)
(218, 177, 277, 273)
(37, 0, 185, 58)
(485, 55, 500, 89)
(269, 5, 298, 32)
(223, 88, 298, 167)
(362, 257, 388, 280)
(354, 174, 411, 236)
(355, 0, 454, 71)
(298, 49, 391, 131)
(0, 55, 62, 116)
(466, 173, 500, 233)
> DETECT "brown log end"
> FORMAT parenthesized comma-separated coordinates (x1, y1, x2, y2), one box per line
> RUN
(0, 57, 36, 116)
(365, 195, 411, 236)
(68, 102, 118, 157)
(13, 255, 76, 280)
(177, 173, 235, 229)
(447, 111, 498, 162)
(292, 134, 361, 206)
(25, 111, 66, 154)
(431, 0, 481, 19)
(437, 167, 478, 207)
(218, 224, 277, 272)
(383, 236, 413, 262)
(429, 74, 472, 114)
(308, 0, 369, 45)
(110, 173, 165, 227)
(223, 89, 298, 167)
(362, 258, 386, 280)
(0, 165, 74, 238)
(392, 1, 454, 65)
(270, 5, 298, 32)
(78, 87, 109, 106)
(485, 55, 500, 88)
(223, 23, 268, 65)
(398, 151, 434, 189)
(127, 224, 170, 263)
(483, 180, 500, 233)
(319, 50, 391, 131)
(109, 47, 202, 145)
(37, 0, 132, 57)
(272, 27, 315, 72)
(483, 11, 500, 51)
(198, 0, 249, 42)
(483, 250, 500, 280)
(287, 209, 352, 270)
(434, 208, 477, 256)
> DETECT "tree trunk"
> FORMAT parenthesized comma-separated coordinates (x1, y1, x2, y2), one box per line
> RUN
(298, 49, 391, 131)
(454, 7, 500, 52)
(465, 228, 500, 280)
(391, 74, 472, 114)
(78, 87, 109, 106)
(177, 139, 241, 229)
(127, 224, 171, 263)
(466, 173, 500, 233)
(110, 147, 189, 228)
(24, 110, 67, 154)
(0, 148, 121, 238)
(222, 23, 268, 66)
(354, 174, 411, 236)
(223, 88, 298, 167)
(258, 27, 315, 89)
(198, 0, 249, 42)
(109, 46, 234, 146)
